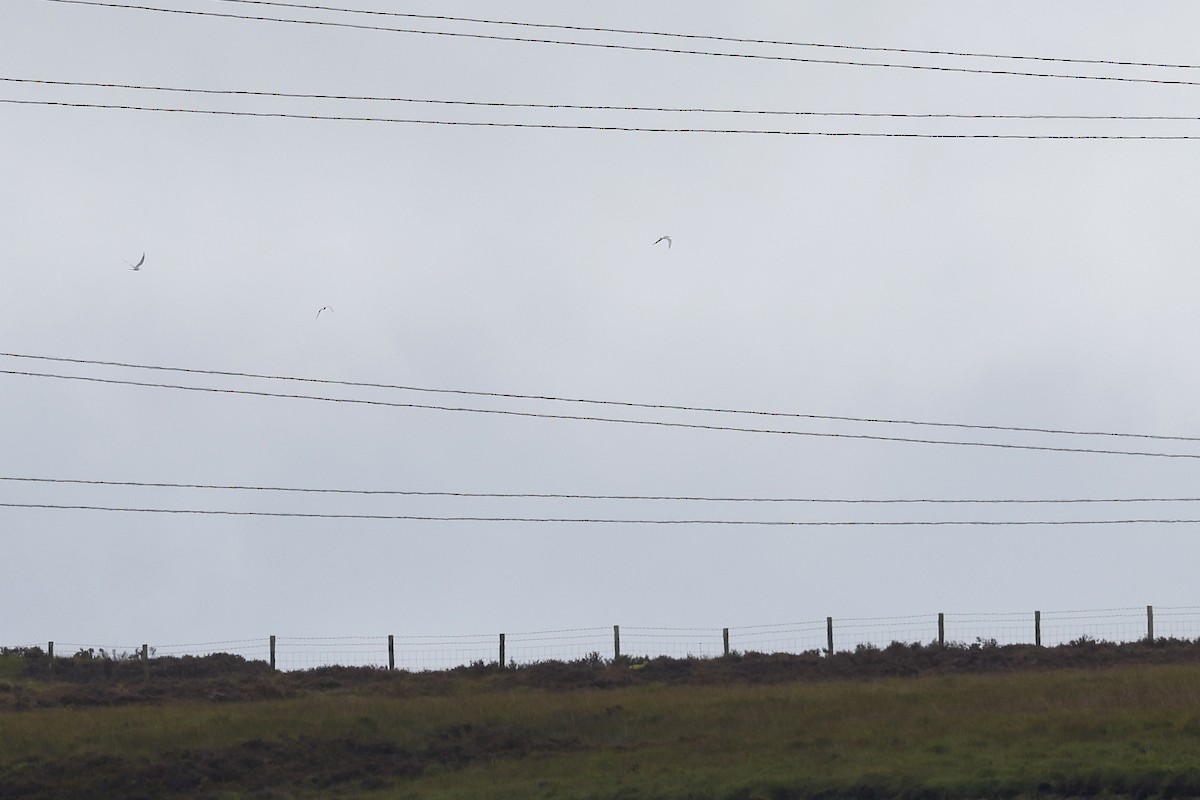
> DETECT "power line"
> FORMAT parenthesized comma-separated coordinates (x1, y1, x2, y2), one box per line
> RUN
(4, 500, 1200, 525)
(37, 0, 1200, 89)
(7, 76, 1199, 121)
(5, 367, 1200, 459)
(207, 0, 1200, 73)
(4, 475, 1199, 504)
(4, 353, 1198, 447)
(14, 97, 1200, 137)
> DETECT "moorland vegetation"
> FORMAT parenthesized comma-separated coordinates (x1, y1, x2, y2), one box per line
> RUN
(4, 637, 1200, 799)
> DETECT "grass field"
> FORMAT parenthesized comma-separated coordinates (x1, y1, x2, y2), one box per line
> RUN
(4, 642, 1200, 798)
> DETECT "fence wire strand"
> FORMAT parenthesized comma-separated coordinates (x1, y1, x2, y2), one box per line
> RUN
(14, 607, 1200, 671)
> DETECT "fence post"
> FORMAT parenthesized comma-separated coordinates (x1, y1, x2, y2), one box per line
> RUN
(48, 641, 54, 674)
(269, 635, 276, 672)
(141, 644, 149, 682)
(499, 633, 506, 669)
(826, 617, 834, 656)
(1035, 610, 1041, 647)
(388, 635, 395, 671)
(938, 613, 945, 648)
(722, 627, 730, 656)
(613, 625, 621, 661)
(1147, 605, 1155, 642)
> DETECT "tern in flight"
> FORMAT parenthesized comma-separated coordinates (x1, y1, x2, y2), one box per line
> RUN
(316, 306, 333, 318)
(125, 253, 145, 271)
(653, 236, 672, 249)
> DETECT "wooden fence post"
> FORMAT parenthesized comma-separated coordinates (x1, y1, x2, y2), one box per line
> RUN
(1035, 610, 1041, 647)
(613, 625, 621, 661)
(938, 613, 945, 648)
(48, 641, 54, 674)
(141, 644, 149, 682)
(1147, 605, 1155, 642)
(499, 633, 506, 669)
(722, 627, 730, 656)
(388, 635, 395, 671)
(826, 617, 834, 656)
(269, 635, 276, 672)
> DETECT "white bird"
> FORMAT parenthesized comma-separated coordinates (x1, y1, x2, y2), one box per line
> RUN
(653, 236, 672, 249)
(316, 306, 333, 318)
(125, 253, 145, 271)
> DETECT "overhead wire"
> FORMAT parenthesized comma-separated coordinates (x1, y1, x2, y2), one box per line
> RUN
(4, 501, 1200, 525)
(204, 0, 1200, 73)
(5, 367, 1200, 459)
(6, 76, 1200, 122)
(11, 97, 1200, 137)
(6, 475, 1200, 504)
(3, 352, 1198, 447)
(34, 0, 1200, 89)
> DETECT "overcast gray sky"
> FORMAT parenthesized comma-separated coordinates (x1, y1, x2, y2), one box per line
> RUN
(5, 1, 1200, 662)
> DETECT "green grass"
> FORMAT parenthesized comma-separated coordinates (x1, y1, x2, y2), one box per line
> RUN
(5, 663, 1200, 798)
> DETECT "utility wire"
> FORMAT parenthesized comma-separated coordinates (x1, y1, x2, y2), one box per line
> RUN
(3, 476, 1198, 504)
(7, 76, 1199, 121)
(14, 97, 1200, 137)
(4, 353, 1198, 447)
(208, 0, 1200, 73)
(5, 367, 1200, 459)
(36, 0, 1200, 89)
(4, 501, 1200, 525)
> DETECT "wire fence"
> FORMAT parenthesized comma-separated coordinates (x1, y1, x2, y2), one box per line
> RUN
(12, 605, 1200, 673)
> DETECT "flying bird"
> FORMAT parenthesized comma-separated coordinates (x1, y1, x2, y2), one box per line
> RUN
(125, 253, 145, 271)
(653, 236, 672, 249)
(316, 306, 333, 318)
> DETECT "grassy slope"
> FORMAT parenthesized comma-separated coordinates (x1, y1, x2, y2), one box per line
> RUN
(4, 656, 1200, 799)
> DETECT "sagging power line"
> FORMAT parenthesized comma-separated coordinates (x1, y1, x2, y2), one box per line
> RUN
(4, 366, 1200, 459)
(12, 97, 1200, 137)
(8, 76, 1200, 121)
(5, 475, 1200, 504)
(4, 352, 1197, 447)
(17, 97, 1200, 137)
(205, 0, 1200, 73)
(37, 0, 1200, 89)
(5, 501, 1200, 525)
